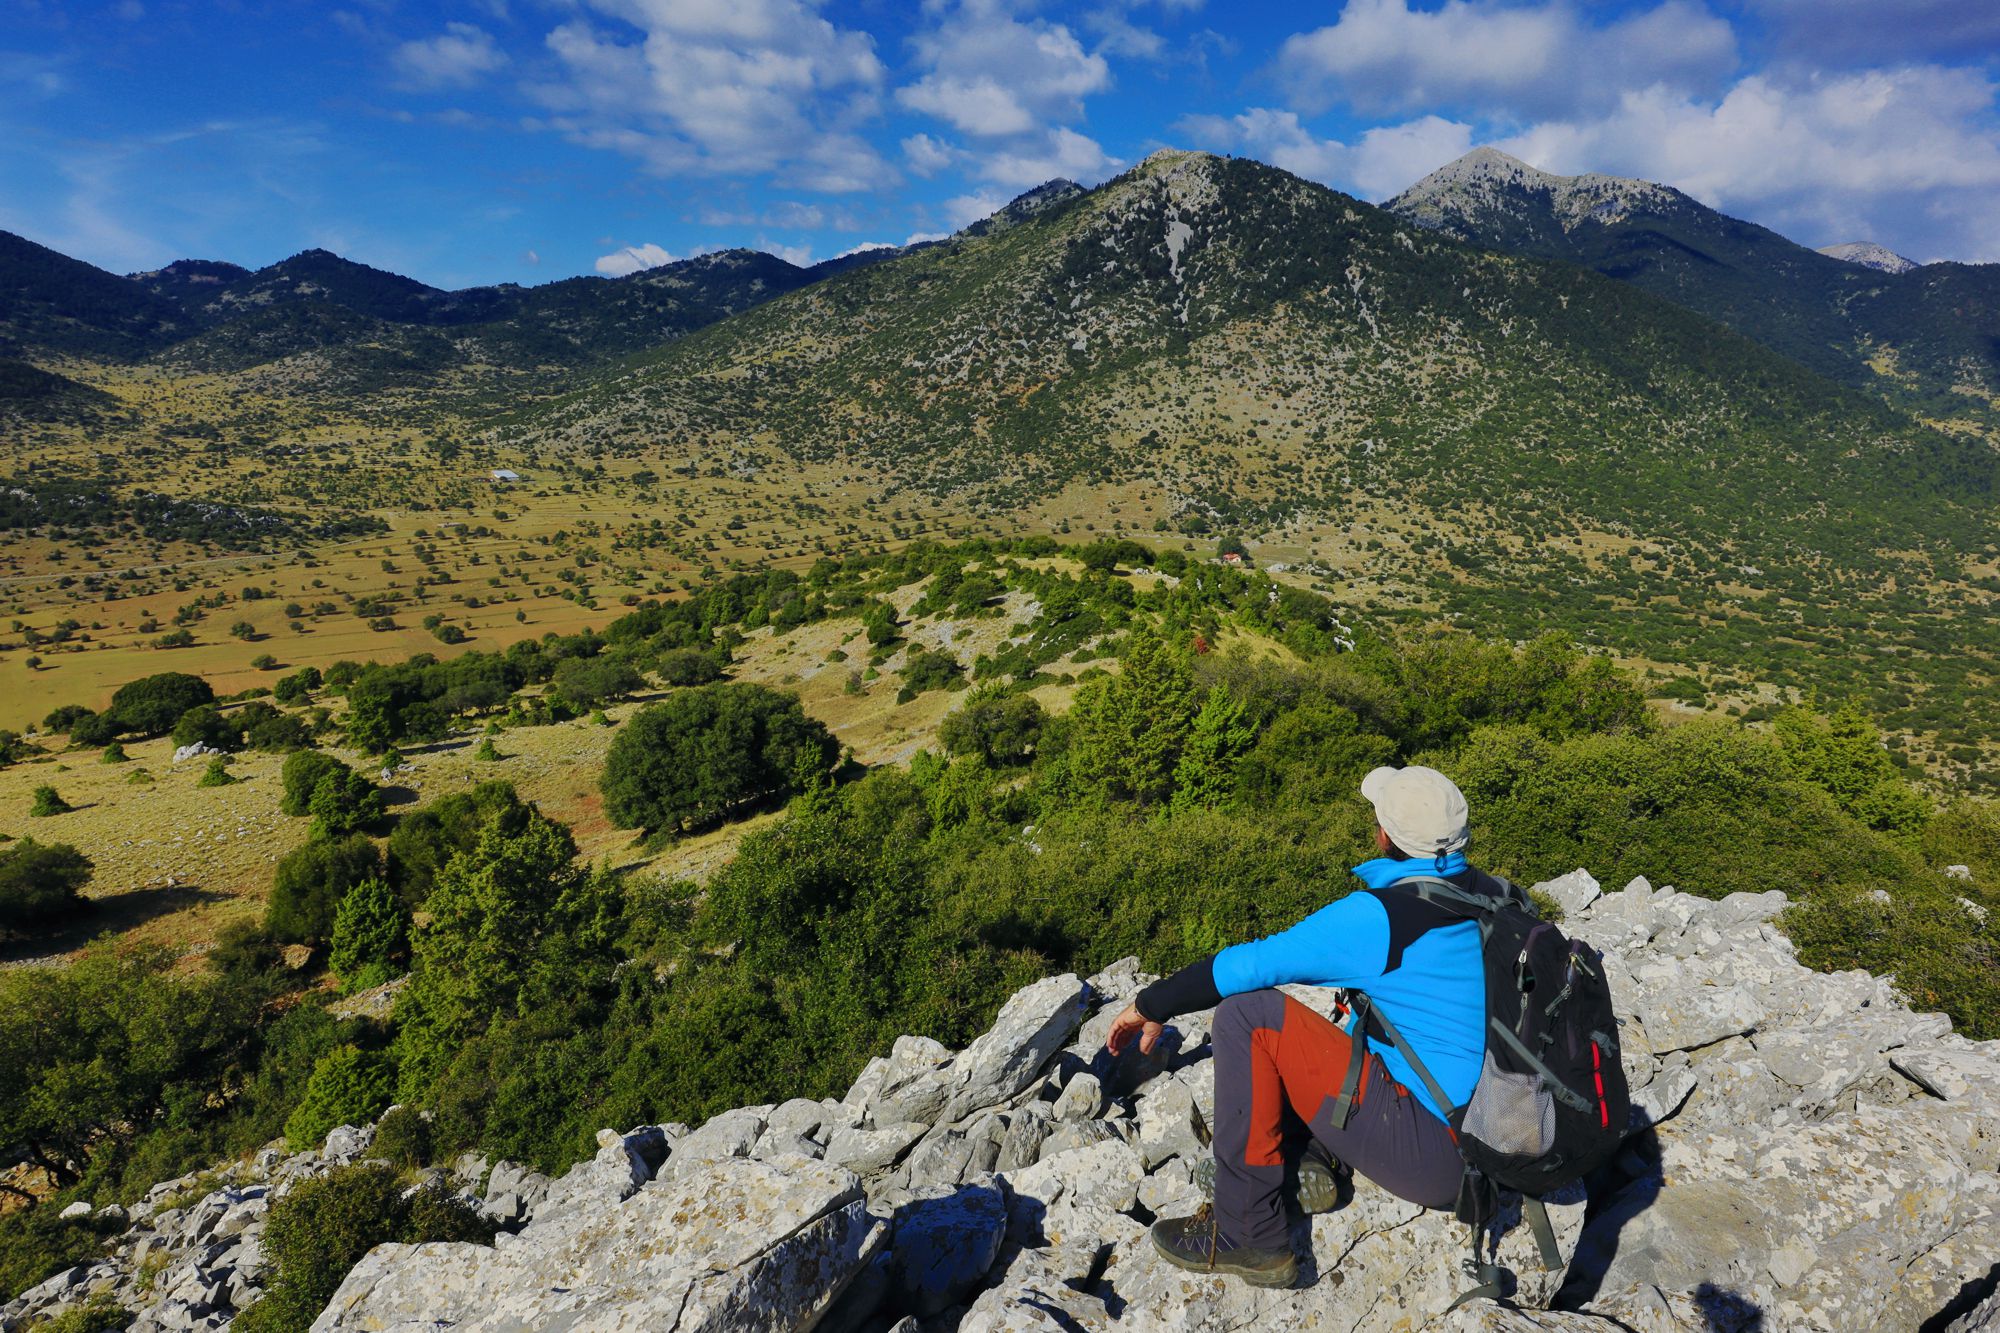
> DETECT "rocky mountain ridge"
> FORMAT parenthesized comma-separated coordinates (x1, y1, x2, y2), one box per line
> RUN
(1385, 148, 1998, 421)
(9, 872, 1998, 1333)
(1818, 242, 1920, 276)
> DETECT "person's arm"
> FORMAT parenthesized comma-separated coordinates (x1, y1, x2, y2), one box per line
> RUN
(1105, 896, 1389, 1055)
(1105, 956, 1219, 1056)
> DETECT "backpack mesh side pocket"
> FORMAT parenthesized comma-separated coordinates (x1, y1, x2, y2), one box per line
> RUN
(1460, 1050, 1554, 1158)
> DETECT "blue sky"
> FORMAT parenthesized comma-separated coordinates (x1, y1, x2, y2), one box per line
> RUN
(4, 0, 1998, 288)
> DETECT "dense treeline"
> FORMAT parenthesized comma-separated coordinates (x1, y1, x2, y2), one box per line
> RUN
(4, 540, 1996, 1313)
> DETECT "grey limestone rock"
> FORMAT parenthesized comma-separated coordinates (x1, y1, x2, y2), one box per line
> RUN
(1533, 868, 1601, 916)
(312, 1155, 885, 1333)
(885, 1181, 1008, 1317)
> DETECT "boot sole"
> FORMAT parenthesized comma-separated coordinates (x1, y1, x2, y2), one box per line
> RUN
(1192, 1157, 1346, 1215)
(1294, 1160, 1344, 1215)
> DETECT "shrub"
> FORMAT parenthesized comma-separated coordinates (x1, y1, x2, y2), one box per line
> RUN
(266, 835, 382, 945)
(307, 766, 385, 838)
(242, 705, 311, 753)
(197, 756, 236, 788)
(235, 1164, 492, 1333)
(0, 839, 93, 934)
(70, 712, 122, 747)
(550, 656, 642, 710)
(657, 648, 724, 686)
(283, 1045, 394, 1151)
(29, 785, 71, 817)
(367, 1106, 433, 1170)
(125, 769, 153, 785)
(172, 705, 241, 752)
(473, 737, 501, 762)
(252, 654, 280, 671)
(329, 878, 407, 993)
(99, 742, 128, 764)
(600, 684, 837, 835)
(0, 1206, 110, 1303)
(108, 673, 213, 737)
(272, 668, 320, 705)
(280, 751, 346, 816)
(900, 646, 965, 696)
(384, 782, 530, 905)
(42, 705, 94, 734)
(940, 689, 1046, 765)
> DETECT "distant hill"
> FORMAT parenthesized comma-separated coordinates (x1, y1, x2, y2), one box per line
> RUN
(0, 230, 193, 359)
(0, 235, 830, 390)
(1385, 148, 2000, 424)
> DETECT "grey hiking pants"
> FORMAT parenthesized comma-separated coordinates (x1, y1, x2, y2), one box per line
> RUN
(1210, 988, 1464, 1250)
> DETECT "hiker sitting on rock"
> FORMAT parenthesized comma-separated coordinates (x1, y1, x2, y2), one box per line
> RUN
(1105, 765, 1495, 1288)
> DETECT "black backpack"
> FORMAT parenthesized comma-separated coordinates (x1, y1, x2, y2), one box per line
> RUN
(1328, 874, 1629, 1307)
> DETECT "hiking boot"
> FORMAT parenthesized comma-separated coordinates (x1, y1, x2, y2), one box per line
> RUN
(1192, 1142, 1351, 1215)
(1150, 1204, 1299, 1288)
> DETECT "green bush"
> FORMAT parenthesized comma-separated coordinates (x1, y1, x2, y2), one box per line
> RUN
(108, 673, 214, 737)
(939, 688, 1045, 765)
(283, 1045, 394, 1151)
(279, 751, 347, 817)
(550, 655, 642, 709)
(266, 835, 382, 945)
(328, 878, 407, 994)
(307, 767, 385, 837)
(172, 705, 241, 752)
(0, 1207, 110, 1303)
(385, 781, 531, 906)
(29, 785, 71, 818)
(0, 839, 93, 934)
(657, 648, 724, 686)
(99, 742, 128, 764)
(198, 756, 237, 788)
(234, 1164, 493, 1333)
(70, 713, 122, 747)
(600, 683, 837, 835)
(367, 1106, 434, 1170)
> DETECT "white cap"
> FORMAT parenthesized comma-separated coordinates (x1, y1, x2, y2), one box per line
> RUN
(1361, 765, 1470, 857)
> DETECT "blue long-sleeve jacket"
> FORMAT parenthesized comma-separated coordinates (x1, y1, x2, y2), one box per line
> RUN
(1135, 868, 1494, 1122)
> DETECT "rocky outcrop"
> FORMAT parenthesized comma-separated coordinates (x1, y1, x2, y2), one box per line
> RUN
(9, 874, 1999, 1333)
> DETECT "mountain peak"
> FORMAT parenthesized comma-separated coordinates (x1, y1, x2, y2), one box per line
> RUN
(1389, 147, 1681, 237)
(1818, 241, 1919, 275)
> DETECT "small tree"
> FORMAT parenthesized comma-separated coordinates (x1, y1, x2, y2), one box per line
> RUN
(282, 1046, 394, 1152)
(940, 688, 1045, 766)
(280, 750, 347, 816)
(173, 704, 241, 752)
(0, 839, 93, 933)
(308, 767, 386, 837)
(198, 755, 237, 787)
(100, 741, 129, 764)
(108, 672, 214, 737)
(328, 878, 408, 993)
(600, 683, 837, 835)
(29, 785, 71, 818)
(267, 834, 382, 944)
(235, 1164, 491, 1333)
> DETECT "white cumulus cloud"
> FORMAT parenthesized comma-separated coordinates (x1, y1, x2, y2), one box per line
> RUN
(594, 242, 678, 275)
(1275, 0, 1737, 120)
(1177, 109, 1471, 201)
(1495, 65, 2000, 261)
(392, 23, 510, 91)
(531, 0, 891, 191)
(897, 2, 1112, 138)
